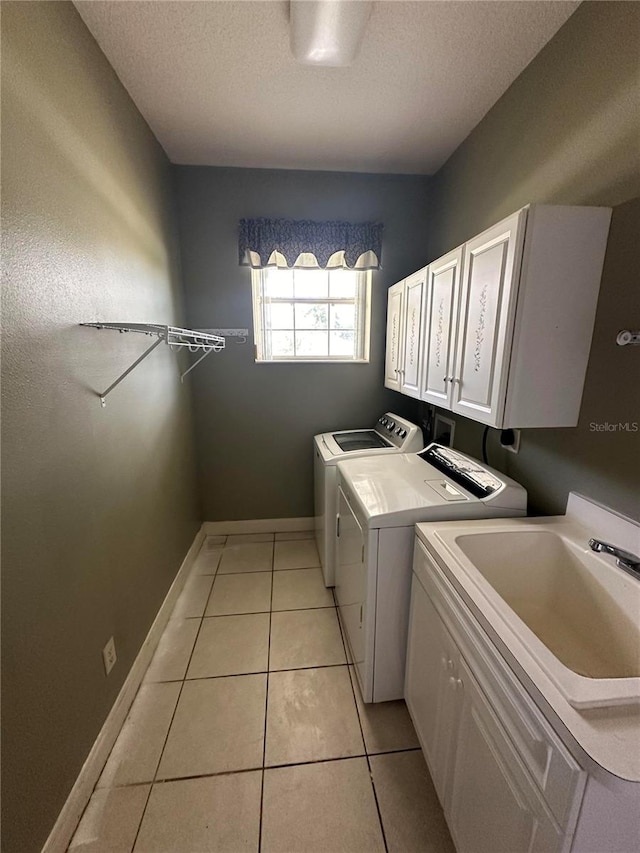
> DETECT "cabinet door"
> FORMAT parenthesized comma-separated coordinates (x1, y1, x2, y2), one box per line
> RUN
(400, 269, 427, 398)
(384, 280, 405, 391)
(451, 210, 526, 426)
(335, 487, 367, 683)
(405, 575, 459, 803)
(421, 247, 463, 409)
(448, 658, 562, 853)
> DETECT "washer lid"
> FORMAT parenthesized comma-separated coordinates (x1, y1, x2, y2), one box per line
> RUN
(336, 445, 525, 528)
(337, 452, 475, 527)
(333, 430, 391, 452)
(316, 430, 398, 461)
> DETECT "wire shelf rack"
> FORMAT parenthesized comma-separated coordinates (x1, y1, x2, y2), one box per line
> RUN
(81, 323, 226, 407)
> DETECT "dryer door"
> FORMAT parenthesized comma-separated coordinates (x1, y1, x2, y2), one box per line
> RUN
(335, 487, 367, 691)
(314, 440, 328, 579)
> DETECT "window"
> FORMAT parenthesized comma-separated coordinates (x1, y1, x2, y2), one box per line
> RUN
(251, 267, 370, 362)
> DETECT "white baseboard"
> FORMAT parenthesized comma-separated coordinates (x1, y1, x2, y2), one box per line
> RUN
(42, 525, 206, 853)
(203, 516, 315, 535)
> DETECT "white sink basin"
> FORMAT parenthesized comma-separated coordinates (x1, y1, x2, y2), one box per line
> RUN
(430, 519, 640, 710)
(455, 530, 640, 682)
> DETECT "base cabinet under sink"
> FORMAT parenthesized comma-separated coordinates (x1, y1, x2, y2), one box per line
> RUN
(406, 537, 640, 853)
(448, 656, 565, 853)
(404, 566, 459, 801)
(406, 539, 588, 853)
(406, 567, 570, 852)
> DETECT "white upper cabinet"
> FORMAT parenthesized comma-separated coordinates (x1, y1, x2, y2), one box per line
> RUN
(450, 210, 525, 425)
(384, 270, 427, 397)
(421, 246, 464, 408)
(384, 280, 405, 392)
(412, 204, 611, 428)
(400, 269, 427, 398)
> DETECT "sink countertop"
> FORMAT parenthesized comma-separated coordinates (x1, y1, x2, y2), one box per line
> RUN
(415, 514, 640, 785)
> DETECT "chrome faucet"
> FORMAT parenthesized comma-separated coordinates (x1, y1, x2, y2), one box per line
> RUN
(588, 539, 640, 580)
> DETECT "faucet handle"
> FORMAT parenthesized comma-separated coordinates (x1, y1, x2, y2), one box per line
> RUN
(589, 538, 640, 578)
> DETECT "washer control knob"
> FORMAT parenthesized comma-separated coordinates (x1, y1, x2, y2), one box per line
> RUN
(388, 421, 395, 430)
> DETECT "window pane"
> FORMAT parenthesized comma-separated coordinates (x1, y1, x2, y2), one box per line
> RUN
(295, 303, 328, 329)
(296, 331, 329, 357)
(330, 331, 355, 357)
(252, 268, 369, 362)
(265, 269, 293, 298)
(329, 271, 356, 298)
(330, 303, 355, 330)
(267, 303, 294, 330)
(294, 269, 328, 298)
(271, 331, 295, 357)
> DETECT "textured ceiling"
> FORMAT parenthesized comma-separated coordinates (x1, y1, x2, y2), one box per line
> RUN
(75, 0, 579, 174)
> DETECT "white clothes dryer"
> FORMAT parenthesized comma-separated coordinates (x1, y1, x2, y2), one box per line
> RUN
(314, 413, 424, 587)
(335, 444, 527, 703)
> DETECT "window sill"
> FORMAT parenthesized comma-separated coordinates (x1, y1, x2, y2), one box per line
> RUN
(254, 359, 370, 364)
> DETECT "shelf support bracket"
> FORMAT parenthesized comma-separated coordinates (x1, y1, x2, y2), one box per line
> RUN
(97, 337, 163, 408)
(180, 347, 214, 383)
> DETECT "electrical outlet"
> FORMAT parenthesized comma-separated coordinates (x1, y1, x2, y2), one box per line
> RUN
(501, 428, 521, 454)
(102, 636, 117, 676)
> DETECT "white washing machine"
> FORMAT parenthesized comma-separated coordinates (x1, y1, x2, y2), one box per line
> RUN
(314, 413, 424, 587)
(335, 444, 527, 703)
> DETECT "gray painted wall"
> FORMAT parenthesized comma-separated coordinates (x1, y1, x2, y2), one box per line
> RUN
(1, 4, 200, 851)
(174, 167, 429, 520)
(426, 0, 640, 518)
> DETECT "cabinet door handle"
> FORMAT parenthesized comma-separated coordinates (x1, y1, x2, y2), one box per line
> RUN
(336, 515, 340, 538)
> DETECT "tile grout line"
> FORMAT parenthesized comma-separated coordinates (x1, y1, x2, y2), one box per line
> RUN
(258, 540, 275, 853)
(333, 589, 390, 853)
(98, 747, 425, 790)
(146, 659, 352, 686)
(129, 540, 219, 852)
(217, 567, 319, 576)
(198, 603, 335, 620)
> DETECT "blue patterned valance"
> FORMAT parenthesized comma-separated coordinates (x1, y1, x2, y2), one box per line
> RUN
(238, 218, 383, 270)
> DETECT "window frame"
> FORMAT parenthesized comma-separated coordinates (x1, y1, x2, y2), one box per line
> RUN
(251, 267, 371, 363)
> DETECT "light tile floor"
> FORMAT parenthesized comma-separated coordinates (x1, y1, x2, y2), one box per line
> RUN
(69, 531, 454, 853)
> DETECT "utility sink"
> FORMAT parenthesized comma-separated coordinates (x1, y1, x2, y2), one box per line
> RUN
(435, 521, 640, 710)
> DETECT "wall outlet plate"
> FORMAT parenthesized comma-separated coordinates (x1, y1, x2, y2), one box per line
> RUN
(102, 636, 117, 676)
(501, 428, 521, 454)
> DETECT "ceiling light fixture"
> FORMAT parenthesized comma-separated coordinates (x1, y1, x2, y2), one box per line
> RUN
(290, 0, 373, 67)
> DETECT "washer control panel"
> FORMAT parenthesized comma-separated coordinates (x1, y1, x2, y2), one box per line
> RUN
(376, 413, 419, 449)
